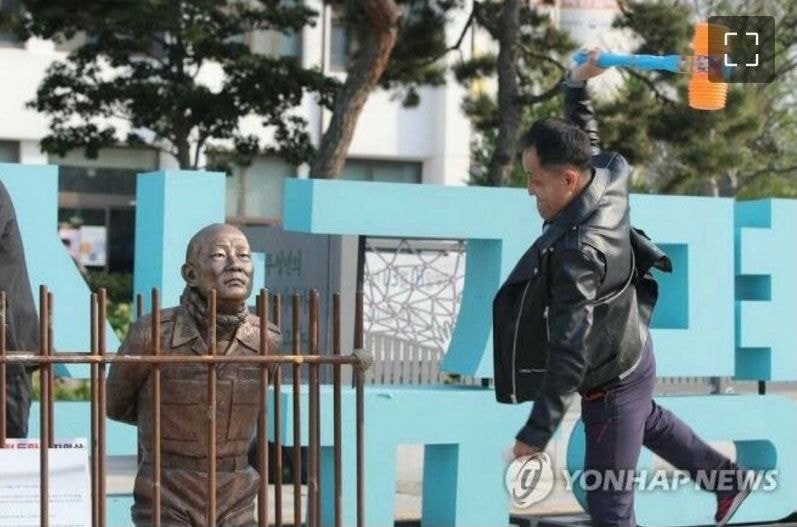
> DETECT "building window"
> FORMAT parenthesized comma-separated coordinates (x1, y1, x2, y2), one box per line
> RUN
(0, 0, 22, 46)
(224, 156, 297, 221)
(53, 148, 158, 196)
(50, 147, 159, 273)
(59, 166, 139, 196)
(329, 14, 350, 72)
(0, 141, 19, 163)
(247, 29, 301, 59)
(340, 159, 423, 184)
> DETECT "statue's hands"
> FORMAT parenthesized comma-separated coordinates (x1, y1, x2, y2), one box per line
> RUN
(570, 47, 607, 82)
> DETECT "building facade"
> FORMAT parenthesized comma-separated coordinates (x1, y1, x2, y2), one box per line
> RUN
(0, 0, 630, 273)
(0, 0, 476, 272)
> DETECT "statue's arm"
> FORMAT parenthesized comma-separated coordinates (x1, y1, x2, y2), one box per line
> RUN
(106, 317, 152, 424)
(267, 322, 282, 377)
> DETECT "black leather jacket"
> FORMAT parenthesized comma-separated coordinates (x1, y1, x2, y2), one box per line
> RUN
(492, 81, 671, 450)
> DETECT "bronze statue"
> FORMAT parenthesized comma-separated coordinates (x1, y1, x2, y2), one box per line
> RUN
(107, 223, 279, 527)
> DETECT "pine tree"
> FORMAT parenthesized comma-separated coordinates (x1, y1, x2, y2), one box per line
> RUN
(453, 1, 576, 187)
(598, 0, 797, 197)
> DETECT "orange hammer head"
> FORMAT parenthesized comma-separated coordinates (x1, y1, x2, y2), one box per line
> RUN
(688, 22, 730, 111)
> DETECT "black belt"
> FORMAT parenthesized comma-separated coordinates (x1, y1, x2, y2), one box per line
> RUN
(142, 453, 249, 472)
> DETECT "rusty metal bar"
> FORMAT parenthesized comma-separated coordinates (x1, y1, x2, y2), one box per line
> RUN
(90, 293, 99, 527)
(0, 291, 7, 447)
(0, 354, 360, 366)
(207, 289, 218, 527)
(135, 293, 143, 466)
(291, 293, 302, 527)
(39, 285, 50, 527)
(333, 293, 343, 527)
(136, 293, 143, 320)
(355, 290, 365, 527)
(0, 286, 368, 527)
(309, 289, 320, 527)
(151, 289, 162, 527)
(98, 289, 108, 527)
(47, 292, 54, 449)
(257, 290, 270, 527)
(273, 293, 283, 527)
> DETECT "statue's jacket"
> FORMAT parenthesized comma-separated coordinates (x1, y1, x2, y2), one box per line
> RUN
(107, 306, 280, 462)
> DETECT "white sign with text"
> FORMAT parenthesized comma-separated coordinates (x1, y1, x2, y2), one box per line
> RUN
(0, 438, 90, 527)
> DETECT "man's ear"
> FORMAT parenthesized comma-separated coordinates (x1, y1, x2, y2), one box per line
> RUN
(181, 263, 198, 287)
(563, 169, 581, 191)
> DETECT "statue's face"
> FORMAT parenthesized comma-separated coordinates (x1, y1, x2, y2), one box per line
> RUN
(183, 225, 253, 306)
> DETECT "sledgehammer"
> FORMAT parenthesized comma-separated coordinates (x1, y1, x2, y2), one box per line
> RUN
(572, 22, 730, 111)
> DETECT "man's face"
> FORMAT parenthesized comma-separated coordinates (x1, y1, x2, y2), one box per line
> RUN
(522, 147, 581, 221)
(185, 226, 253, 304)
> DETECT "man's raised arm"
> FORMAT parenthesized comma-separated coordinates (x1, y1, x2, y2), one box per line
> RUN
(563, 48, 605, 155)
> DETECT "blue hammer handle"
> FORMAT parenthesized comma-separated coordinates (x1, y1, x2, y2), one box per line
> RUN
(572, 50, 682, 73)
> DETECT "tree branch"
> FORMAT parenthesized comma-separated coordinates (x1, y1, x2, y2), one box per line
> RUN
(738, 164, 797, 190)
(517, 44, 568, 75)
(193, 134, 208, 170)
(659, 171, 691, 194)
(515, 70, 568, 105)
(622, 69, 678, 105)
(418, 2, 478, 68)
(615, 0, 633, 19)
(309, 0, 401, 178)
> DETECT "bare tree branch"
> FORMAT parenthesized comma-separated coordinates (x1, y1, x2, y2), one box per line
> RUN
(418, 2, 479, 68)
(517, 44, 568, 75)
(622, 69, 678, 105)
(516, 71, 568, 105)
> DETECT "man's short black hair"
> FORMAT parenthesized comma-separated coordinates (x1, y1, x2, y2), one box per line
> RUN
(519, 118, 592, 173)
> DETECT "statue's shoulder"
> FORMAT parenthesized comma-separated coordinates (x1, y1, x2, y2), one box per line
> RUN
(245, 312, 281, 336)
(119, 307, 185, 353)
(131, 306, 180, 327)
(160, 306, 180, 323)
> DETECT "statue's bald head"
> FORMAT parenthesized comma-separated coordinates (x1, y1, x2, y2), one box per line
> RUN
(185, 223, 247, 266)
(181, 223, 253, 308)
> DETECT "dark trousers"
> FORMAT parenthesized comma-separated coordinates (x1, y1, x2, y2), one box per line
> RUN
(5, 366, 32, 438)
(581, 337, 737, 526)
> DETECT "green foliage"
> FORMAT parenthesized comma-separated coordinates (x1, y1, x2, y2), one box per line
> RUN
(107, 302, 133, 341)
(328, 0, 465, 107)
(31, 374, 90, 402)
(596, 0, 797, 197)
(85, 271, 132, 304)
(468, 94, 566, 187)
(454, 1, 576, 186)
(7, 0, 465, 169)
(84, 271, 133, 339)
(460, 0, 797, 197)
(10, 0, 337, 168)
